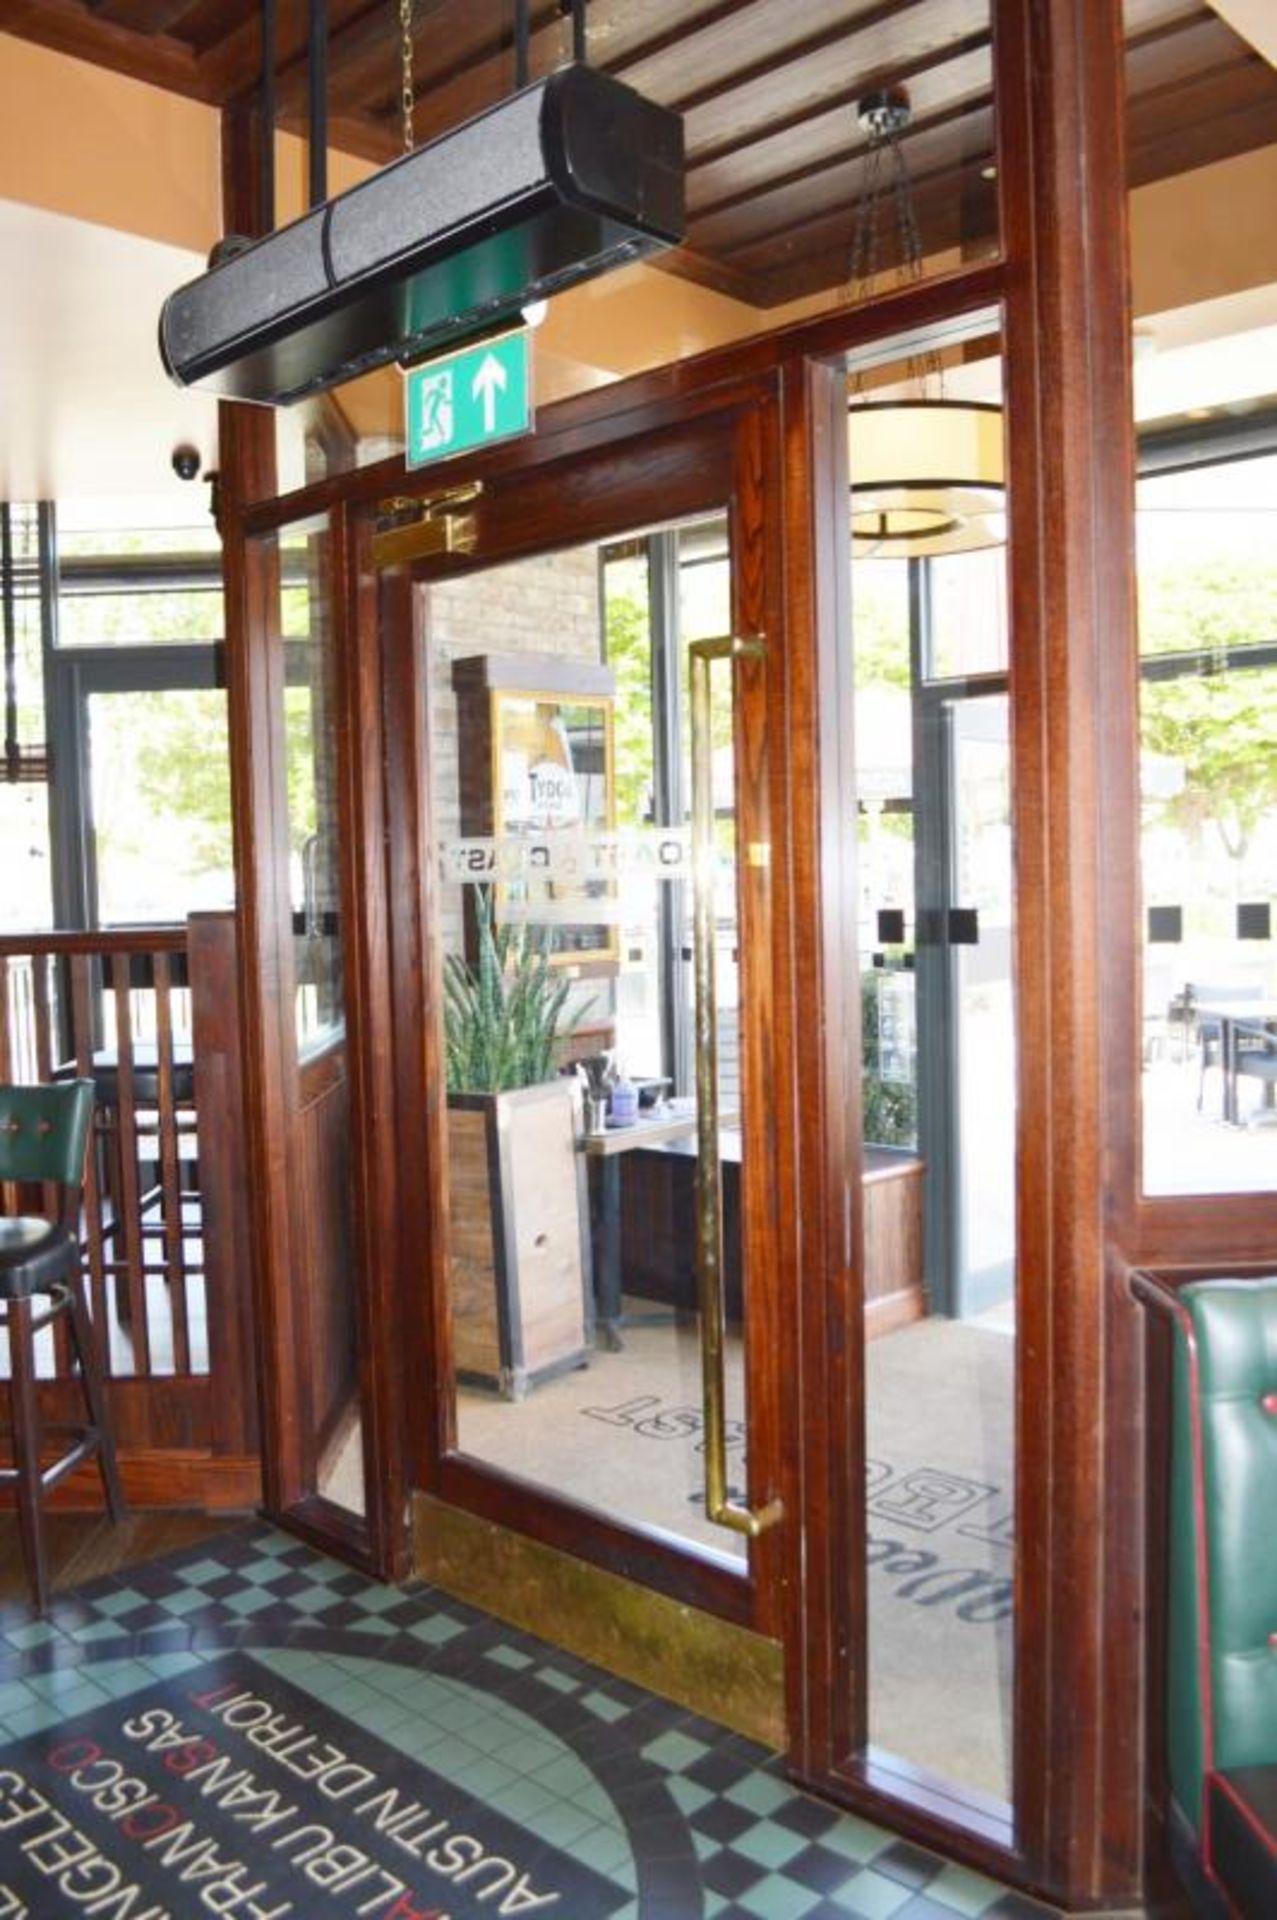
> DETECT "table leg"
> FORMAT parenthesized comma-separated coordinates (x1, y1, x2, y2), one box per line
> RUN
(1223, 1018, 1238, 1126)
(591, 1156, 624, 1351)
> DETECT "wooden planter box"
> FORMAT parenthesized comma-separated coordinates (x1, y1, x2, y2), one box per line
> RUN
(446, 1079, 593, 1399)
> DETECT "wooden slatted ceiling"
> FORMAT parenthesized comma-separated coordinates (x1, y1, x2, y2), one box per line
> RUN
(3, 0, 1275, 308)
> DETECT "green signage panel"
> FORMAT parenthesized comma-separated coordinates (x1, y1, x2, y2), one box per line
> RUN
(405, 331, 533, 469)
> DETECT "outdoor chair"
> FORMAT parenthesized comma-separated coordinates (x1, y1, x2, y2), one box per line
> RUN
(0, 1080, 125, 1611)
(1232, 1017, 1277, 1123)
(1189, 982, 1262, 1112)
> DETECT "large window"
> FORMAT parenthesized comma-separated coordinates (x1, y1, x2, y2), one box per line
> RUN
(1138, 442, 1277, 1194)
(35, 505, 234, 930)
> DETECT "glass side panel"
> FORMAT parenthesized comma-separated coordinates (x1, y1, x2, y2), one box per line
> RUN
(54, 521, 224, 647)
(850, 328, 1016, 1806)
(0, 784, 52, 931)
(1138, 456, 1277, 1192)
(261, 520, 364, 1519)
(86, 689, 234, 923)
(1125, 0, 1277, 1195)
(427, 516, 750, 1562)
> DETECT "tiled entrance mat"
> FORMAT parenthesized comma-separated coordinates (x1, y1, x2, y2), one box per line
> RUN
(0, 1524, 1059, 1920)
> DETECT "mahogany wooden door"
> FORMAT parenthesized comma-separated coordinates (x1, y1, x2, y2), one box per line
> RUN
(375, 381, 802, 1724)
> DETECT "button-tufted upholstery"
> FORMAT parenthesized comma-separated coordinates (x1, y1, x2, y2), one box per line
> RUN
(1166, 1276, 1277, 1918)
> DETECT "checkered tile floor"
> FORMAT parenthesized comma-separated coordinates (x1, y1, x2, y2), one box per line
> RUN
(0, 1523, 1061, 1920)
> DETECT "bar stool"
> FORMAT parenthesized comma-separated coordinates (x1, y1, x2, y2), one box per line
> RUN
(0, 1079, 125, 1611)
(88, 1043, 199, 1243)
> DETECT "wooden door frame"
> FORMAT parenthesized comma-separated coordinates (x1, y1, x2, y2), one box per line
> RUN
(216, 0, 1177, 1900)
(371, 386, 798, 1636)
(783, 0, 1148, 1906)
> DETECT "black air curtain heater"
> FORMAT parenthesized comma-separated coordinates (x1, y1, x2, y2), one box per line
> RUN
(159, 64, 684, 407)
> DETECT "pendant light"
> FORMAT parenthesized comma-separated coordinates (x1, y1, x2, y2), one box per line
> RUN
(846, 90, 1005, 559)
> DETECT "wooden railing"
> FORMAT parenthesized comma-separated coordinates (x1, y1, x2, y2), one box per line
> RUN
(0, 914, 260, 1509)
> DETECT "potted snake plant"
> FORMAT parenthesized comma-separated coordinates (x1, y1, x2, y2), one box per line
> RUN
(443, 892, 593, 1399)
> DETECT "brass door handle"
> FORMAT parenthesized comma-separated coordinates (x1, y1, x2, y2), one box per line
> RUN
(689, 635, 783, 1541)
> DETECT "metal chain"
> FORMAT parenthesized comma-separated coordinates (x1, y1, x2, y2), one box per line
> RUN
(847, 95, 944, 393)
(399, 0, 416, 154)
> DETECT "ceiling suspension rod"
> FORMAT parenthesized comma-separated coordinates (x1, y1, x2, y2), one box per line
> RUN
(562, 0, 586, 64)
(260, 0, 277, 232)
(1, 507, 18, 778)
(309, 0, 328, 207)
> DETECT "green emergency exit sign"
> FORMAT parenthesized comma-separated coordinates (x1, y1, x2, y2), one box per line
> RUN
(405, 332, 533, 469)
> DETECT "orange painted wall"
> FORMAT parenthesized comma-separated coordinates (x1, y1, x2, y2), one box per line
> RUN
(0, 33, 221, 253)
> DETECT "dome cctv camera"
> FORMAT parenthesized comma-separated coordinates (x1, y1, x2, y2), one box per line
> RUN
(172, 444, 201, 482)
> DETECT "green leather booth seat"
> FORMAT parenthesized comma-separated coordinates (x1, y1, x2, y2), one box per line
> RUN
(1164, 1276, 1277, 1919)
(1208, 1769, 1277, 1917)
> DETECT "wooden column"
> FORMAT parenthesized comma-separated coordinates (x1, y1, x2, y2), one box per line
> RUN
(217, 95, 296, 1513)
(998, 0, 1145, 1900)
(188, 910, 259, 1463)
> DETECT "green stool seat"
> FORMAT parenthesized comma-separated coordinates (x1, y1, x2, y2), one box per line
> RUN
(0, 1080, 125, 1611)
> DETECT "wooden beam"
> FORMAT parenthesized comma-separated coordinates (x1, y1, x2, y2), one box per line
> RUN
(688, 36, 991, 212)
(0, 0, 212, 101)
(90, 0, 199, 33)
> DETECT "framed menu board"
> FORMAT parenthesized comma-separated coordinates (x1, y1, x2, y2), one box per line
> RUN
(451, 653, 617, 966)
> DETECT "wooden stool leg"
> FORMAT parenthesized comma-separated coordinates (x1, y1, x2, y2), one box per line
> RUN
(8, 1297, 50, 1613)
(65, 1279, 125, 1524)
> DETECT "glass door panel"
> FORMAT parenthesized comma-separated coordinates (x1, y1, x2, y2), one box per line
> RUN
(1137, 452, 1277, 1193)
(426, 515, 755, 1563)
(849, 329, 1017, 1808)
(951, 695, 1015, 1322)
(257, 518, 366, 1523)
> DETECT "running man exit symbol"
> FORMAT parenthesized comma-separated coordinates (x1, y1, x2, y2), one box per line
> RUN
(414, 368, 454, 453)
(405, 331, 533, 470)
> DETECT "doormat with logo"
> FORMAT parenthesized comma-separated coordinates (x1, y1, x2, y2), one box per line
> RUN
(0, 1523, 1054, 1920)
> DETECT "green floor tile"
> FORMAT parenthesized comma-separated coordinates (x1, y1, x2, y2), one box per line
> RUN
(814, 1813, 892, 1866)
(8, 1618, 61, 1645)
(535, 1663, 580, 1693)
(5, 1700, 66, 1736)
(487, 1775, 561, 1824)
(567, 1820, 633, 1877)
(834, 1866, 915, 1920)
(642, 1727, 713, 1774)
(668, 1774, 715, 1815)
(288, 1585, 342, 1614)
(158, 1587, 209, 1616)
(142, 1653, 204, 1679)
(177, 1556, 232, 1586)
(409, 1613, 466, 1646)
(348, 1584, 404, 1614)
(730, 1818, 812, 1871)
(27, 1667, 107, 1703)
(90, 1590, 146, 1620)
(449, 1755, 519, 1798)
(736, 1874, 825, 1919)
(926, 1862, 1011, 1915)
(225, 1586, 276, 1616)
(485, 1643, 534, 1670)
(725, 1769, 800, 1817)
(581, 1688, 630, 1722)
